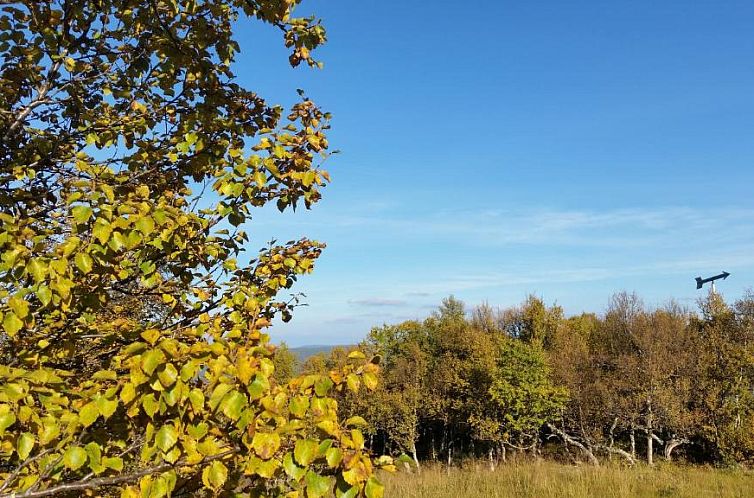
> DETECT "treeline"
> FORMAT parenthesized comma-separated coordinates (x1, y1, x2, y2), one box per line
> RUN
(294, 291, 754, 468)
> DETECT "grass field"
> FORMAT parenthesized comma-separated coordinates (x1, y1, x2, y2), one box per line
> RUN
(382, 460, 754, 498)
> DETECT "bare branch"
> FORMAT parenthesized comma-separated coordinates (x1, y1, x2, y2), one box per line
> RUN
(0, 449, 235, 498)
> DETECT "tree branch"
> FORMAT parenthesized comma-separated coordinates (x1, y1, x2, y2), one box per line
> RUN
(0, 449, 52, 493)
(546, 423, 599, 466)
(3, 61, 62, 141)
(0, 449, 234, 498)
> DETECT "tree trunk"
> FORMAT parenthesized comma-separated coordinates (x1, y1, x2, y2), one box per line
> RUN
(546, 423, 599, 466)
(646, 400, 654, 466)
(664, 438, 689, 461)
(629, 427, 636, 459)
(446, 427, 453, 472)
(598, 443, 636, 465)
(488, 447, 496, 471)
(431, 430, 437, 461)
(608, 418, 618, 451)
(500, 443, 506, 463)
(411, 441, 421, 473)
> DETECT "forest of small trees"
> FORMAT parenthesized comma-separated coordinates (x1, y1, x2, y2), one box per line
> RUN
(297, 291, 754, 469)
(2, 0, 752, 496)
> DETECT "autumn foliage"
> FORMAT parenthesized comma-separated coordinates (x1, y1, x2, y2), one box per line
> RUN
(0, 1, 387, 497)
(305, 293, 754, 469)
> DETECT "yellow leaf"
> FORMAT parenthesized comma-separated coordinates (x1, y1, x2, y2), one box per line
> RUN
(3, 311, 23, 337)
(79, 401, 99, 427)
(120, 382, 136, 405)
(17, 432, 34, 460)
(202, 460, 227, 491)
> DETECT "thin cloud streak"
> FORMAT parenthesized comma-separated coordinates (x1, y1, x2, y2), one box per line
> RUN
(348, 298, 409, 307)
(256, 205, 754, 248)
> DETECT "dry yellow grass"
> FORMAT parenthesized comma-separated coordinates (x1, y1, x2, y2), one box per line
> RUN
(382, 460, 754, 498)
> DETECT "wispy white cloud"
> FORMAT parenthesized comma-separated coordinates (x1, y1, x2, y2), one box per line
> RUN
(373, 245, 754, 296)
(265, 202, 754, 346)
(348, 298, 409, 307)
(257, 204, 754, 248)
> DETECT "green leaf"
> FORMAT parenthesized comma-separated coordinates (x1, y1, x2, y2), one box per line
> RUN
(305, 471, 332, 498)
(202, 460, 227, 491)
(72, 205, 93, 224)
(75, 252, 93, 274)
(283, 452, 307, 480)
(85, 442, 105, 474)
(294, 439, 318, 466)
(155, 424, 178, 452)
(103, 456, 123, 471)
(63, 446, 87, 470)
(289, 396, 309, 418)
(17, 432, 34, 460)
(335, 483, 359, 498)
(365, 476, 384, 498)
(247, 374, 269, 400)
(314, 376, 334, 397)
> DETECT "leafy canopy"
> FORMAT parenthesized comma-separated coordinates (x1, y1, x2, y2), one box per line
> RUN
(0, 1, 387, 496)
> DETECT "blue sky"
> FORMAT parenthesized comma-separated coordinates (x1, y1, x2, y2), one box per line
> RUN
(232, 0, 754, 346)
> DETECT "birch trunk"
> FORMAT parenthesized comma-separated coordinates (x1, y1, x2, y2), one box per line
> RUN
(545, 423, 599, 466)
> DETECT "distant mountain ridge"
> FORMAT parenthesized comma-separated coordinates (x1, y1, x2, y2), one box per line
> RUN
(289, 344, 354, 362)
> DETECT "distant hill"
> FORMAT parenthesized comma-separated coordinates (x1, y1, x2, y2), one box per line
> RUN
(289, 344, 355, 363)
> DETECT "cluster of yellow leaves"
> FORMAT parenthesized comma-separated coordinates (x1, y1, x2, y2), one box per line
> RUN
(0, 0, 387, 497)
